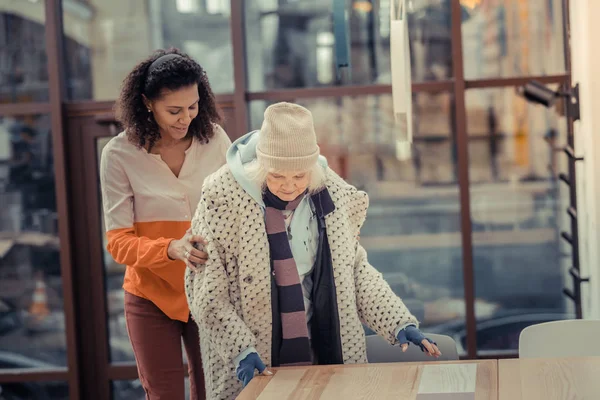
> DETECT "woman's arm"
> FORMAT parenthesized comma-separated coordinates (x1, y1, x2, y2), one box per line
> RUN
(185, 194, 257, 364)
(353, 244, 418, 344)
(100, 148, 178, 269)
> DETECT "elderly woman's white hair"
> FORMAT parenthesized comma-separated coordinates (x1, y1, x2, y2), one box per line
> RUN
(244, 159, 326, 194)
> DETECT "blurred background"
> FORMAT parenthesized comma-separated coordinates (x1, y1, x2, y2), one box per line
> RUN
(0, 0, 580, 399)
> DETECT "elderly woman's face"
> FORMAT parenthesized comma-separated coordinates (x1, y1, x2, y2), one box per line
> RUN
(266, 171, 311, 201)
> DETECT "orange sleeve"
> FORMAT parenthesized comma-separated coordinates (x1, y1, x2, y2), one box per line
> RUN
(100, 147, 177, 269)
(106, 228, 175, 269)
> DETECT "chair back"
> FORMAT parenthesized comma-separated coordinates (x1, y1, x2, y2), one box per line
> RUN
(366, 333, 459, 363)
(519, 319, 600, 358)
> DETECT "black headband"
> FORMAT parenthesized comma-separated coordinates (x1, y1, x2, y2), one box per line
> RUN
(147, 54, 182, 75)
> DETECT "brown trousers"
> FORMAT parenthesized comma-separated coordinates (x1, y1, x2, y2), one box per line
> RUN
(124, 291, 205, 399)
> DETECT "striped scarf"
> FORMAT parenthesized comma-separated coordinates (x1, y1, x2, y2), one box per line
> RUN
(263, 189, 312, 366)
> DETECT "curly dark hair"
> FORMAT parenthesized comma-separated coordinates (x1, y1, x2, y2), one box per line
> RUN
(115, 48, 222, 151)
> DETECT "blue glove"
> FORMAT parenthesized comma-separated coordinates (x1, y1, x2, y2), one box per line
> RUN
(397, 325, 438, 354)
(236, 352, 267, 387)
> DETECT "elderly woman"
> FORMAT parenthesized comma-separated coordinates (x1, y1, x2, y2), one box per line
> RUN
(185, 102, 440, 400)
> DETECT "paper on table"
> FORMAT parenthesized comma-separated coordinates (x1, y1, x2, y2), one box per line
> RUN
(416, 363, 477, 400)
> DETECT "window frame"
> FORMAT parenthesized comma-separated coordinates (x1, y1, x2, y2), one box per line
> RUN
(0, 1, 573, 398)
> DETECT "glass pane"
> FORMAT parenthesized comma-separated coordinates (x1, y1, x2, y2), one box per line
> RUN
(250, 93, 466, 353)
(461, 0, 565, 80)
(63, 1, 234, 100)
(0, 2, 49, 103)
(0, 381, 68, 399)
(245, 0, 452, 91)
(465, 87, 573, 355)
(112, 379, 145, 400)
(0, 115, 66, 368)
(112, 378, 191, 399)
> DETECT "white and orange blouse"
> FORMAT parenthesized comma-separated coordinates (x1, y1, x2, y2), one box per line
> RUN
(100, 125, 231, 321)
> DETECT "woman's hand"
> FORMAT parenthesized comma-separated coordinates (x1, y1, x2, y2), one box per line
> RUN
(397, 325, 442, 357)
(236, 353, 273, 388)
(167, 228, 208, 272)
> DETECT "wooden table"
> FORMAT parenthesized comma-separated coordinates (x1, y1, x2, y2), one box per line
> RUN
(238, 360, 498, 400)
(499, 357, 600, 400)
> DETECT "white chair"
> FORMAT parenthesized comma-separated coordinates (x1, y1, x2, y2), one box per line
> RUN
(366, 333, 459, 363)
(519, 319, 600, 358)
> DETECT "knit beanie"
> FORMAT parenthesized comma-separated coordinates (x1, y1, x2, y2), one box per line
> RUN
(256, 102, 320, 172)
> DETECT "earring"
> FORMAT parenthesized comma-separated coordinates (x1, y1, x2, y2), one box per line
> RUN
(147, 109, 151, 113)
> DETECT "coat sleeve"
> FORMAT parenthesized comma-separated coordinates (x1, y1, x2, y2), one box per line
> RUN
(185, 189, 257, 364)
(353, 243, 419, 344)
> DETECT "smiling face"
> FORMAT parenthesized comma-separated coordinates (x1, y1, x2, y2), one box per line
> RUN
(266, 170, 311, 201)
(144, 84, 199, 142)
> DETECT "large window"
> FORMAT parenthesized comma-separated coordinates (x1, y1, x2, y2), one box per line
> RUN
(0, 0, 575, 397)
(466, 87, 570, 355)
(62, 0, 234, 100)
(0, 3, 49, 103)
(244, 0, 453, 91)
(0, 114, 67, 384)
(461, 0, 565, 80)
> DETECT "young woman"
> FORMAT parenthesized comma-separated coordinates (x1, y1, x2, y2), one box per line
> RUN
(100, 48, 231, 399)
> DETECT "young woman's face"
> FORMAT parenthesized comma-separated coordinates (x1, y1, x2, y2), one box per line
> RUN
(145, 84, 199, 142)
(266, 170, 311, 201)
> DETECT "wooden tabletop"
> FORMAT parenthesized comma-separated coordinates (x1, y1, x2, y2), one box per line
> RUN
(499, 357, 600, 400)
(237, 360, 498, 400)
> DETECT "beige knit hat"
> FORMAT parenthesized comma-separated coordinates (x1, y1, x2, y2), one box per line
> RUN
(256, 102, 320, 172)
